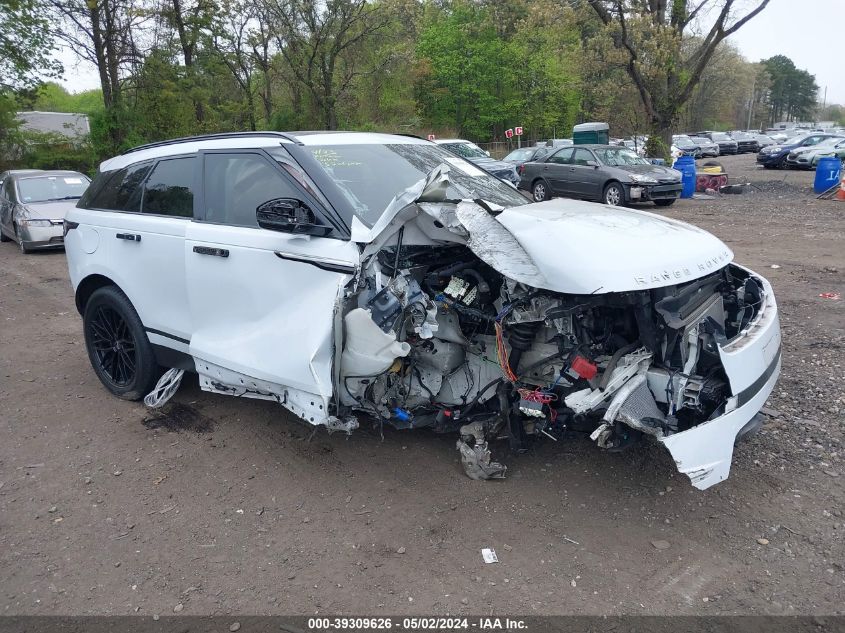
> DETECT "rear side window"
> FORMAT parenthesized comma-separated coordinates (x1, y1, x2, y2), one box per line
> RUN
(142, 157, 195, 217)
(202, 153, 300, 227)
(81, 162, 151, 211)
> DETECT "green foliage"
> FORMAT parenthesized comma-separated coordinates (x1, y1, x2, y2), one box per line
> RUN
(762, 55, 819, 124)
(415, 0, 581, 141)
(644, 135, 669, 162)
(0, 0, 62, 89)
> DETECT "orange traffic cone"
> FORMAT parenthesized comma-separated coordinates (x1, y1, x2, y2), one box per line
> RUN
(838, 170, 845, 201)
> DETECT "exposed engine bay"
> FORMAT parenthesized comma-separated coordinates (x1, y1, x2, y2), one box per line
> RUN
(338, 227, 767, 483)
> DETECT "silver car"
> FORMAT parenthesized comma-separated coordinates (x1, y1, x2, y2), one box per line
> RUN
(0, 170, 90, 253)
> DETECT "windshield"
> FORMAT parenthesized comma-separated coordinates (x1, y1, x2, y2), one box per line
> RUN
(712, 133, 731, 141)
(594, 148, 649, 166)
(504, 148, 535, 161)
(732, 133, 750, 140)
(674, 137, 695, 148)
(17, 174, 89, 203)
(440, 142, 488, 159)
(304, 143, 527, 226)
(690, 137, 711, 144)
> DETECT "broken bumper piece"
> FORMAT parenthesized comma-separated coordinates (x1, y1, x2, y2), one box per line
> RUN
(660, 272, 781, 489)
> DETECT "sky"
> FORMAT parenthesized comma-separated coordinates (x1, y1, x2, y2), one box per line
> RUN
(725, 0, 844, 106)
(57, 0, 844, 105)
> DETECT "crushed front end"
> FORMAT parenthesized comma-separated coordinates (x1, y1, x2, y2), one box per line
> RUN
(334, 178, 780, 489)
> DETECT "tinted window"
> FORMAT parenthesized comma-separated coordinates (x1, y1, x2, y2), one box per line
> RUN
(142, 157, 195, 217)
(84, 162, 151, 211)
(571, 149, 594, 166)
(203, 153, 300, 227)
(548, 148, 573, 164)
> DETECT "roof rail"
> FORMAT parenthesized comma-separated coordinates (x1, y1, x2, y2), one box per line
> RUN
(394, 133, 428, 141)
(120, 131, 303, 155)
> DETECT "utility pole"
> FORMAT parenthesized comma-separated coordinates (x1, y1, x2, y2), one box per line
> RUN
(746, 76, 756, 131)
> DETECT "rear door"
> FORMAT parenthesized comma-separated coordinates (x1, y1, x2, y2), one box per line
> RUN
(542, 148, 574, 194)
(75, 156, 195, 347)
(185, 149, 359, 419)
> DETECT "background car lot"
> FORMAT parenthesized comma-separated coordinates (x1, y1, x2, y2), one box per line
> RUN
(1, 153, 843, 616)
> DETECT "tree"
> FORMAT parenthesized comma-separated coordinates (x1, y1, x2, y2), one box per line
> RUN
(762, 55, 818, 124)
(586, 0, 770, 155)
(268, 0, 396, 130)
(1, 0, 62, 90)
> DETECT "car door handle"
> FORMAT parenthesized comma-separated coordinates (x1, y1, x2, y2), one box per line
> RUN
(193, 245, 229, 258)
(116, 233, 141, 242)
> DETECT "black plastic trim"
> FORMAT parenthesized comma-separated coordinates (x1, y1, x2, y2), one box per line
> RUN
(736, 346, 781, 408)
(151, 344, 196, 372)
(274, 252, 356, 274)
(145, 327, 191, 345)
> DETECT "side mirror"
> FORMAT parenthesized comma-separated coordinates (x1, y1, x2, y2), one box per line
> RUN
(485, 150, 491, 157)
(586, 160, 599, 168)
(256, 198, 331, 237)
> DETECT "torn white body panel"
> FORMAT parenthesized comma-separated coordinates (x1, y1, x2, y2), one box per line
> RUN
(491, 200, 734, 294)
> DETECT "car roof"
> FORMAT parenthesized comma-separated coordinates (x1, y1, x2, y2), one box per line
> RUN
(433, 138, 472, 144)
(103, 131, 431, 172)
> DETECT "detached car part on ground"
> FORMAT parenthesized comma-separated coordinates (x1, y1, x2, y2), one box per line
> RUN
(65, 132, 781, 491)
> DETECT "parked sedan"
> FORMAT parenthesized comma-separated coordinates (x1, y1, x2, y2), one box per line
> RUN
(753, 134, 776, 148)
(785, 136, 845, 169)
(672, 135, 701, 158)
(0, 170, 91, 253)
(757, 133, 839, 168)
(502, 146, 552, 167)
(435, 139, 520, 186)
(518, 145, 682, 207)
(730, 132, 760, 154)
(690, 136, 720, 157)
(698, 132, 738, 155)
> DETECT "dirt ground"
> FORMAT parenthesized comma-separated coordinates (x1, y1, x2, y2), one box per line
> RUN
(1, 153, 843, 617)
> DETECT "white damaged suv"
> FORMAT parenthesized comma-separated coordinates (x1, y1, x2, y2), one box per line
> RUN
(65, 132, 781, 489)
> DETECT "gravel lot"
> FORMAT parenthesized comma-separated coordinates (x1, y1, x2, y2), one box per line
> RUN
(1, 153, 843, 616)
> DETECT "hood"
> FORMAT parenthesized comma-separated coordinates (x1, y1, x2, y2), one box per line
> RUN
(469, 157, 516, 173)
(620, 164, 681, 181)
(20, 200, 79, 220)
(353, 167, 733, 296)
(490, 200, 733, 294)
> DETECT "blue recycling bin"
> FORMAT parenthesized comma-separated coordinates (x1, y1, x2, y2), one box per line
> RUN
(673, 155, 697, 199)
(814, 157, 842, 194)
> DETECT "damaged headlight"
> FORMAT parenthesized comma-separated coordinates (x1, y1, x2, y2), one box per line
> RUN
(629, 174, 658, 184)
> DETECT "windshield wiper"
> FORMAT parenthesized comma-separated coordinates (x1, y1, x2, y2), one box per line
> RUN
(47, 195, 82, 201)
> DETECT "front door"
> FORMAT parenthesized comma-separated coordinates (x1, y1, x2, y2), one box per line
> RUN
(185, 149, 359, 423)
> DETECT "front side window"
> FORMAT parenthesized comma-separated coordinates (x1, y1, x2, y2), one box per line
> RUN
(203, 153, 300, 227)
(142, 157, 195, 217)
(571, 149, 595, 166)
(548, 148, 573, 164)
(17, 174, 89, 203)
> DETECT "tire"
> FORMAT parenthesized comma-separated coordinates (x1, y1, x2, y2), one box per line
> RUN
(654, 199, 676, 207)
(602, 182, 625, 206)
(532, 179, 550, 202)
(83, 286, 161, 400)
